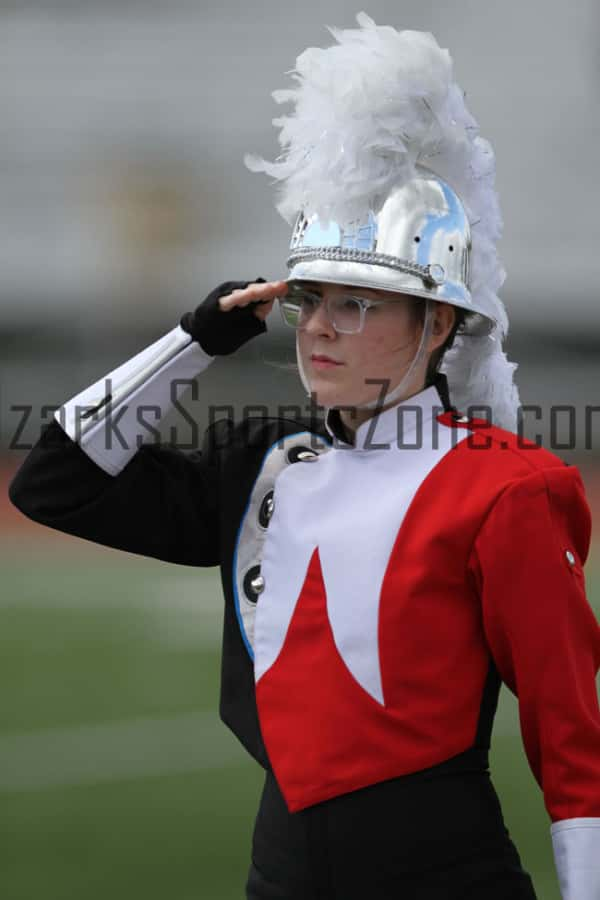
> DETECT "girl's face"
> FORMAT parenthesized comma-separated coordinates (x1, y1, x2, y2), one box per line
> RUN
(296, 282, 452, 411)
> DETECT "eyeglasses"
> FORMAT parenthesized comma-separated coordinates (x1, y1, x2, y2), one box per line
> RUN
(279, 283, 397, 335)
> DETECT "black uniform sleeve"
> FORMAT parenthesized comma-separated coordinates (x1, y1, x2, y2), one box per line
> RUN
(8, 420, 222, 567)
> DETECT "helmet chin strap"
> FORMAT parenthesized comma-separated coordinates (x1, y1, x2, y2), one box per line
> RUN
(296, 299, 435, 411)
(360, 299, 434, 410)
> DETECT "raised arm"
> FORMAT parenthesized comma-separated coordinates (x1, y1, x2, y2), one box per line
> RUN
(9, 279, 286, 567)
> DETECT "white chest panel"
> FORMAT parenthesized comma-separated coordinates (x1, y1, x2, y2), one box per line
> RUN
(232, 431, 331, 657)
(254, 426, 469, 703)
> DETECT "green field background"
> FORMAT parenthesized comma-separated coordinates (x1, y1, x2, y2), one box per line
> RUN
(1, 525, 598, 899)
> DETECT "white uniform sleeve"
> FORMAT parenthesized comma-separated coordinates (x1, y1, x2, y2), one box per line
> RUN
(54, 325, 214, 476)
(551, 818, 600, 900)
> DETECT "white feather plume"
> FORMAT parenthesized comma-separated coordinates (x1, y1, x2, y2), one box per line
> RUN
(245, 13, 520, 431)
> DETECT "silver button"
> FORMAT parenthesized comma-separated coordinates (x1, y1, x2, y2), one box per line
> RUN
(297, 451, 319, 462)
(565, 550, 575, 566)
(258, 491, 275, 529)
(250, 574, 265, 594)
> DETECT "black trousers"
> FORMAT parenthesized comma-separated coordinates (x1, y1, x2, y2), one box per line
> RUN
(246, 768, 537, 900)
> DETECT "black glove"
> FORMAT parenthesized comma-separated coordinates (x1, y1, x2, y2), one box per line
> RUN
(180, 279, 268, 356)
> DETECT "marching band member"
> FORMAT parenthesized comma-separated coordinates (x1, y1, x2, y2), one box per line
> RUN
(10, 16, 600, 899)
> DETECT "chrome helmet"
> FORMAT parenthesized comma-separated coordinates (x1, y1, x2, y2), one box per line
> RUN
(246, 15, 520, 429)
(286, 167, 493, 337)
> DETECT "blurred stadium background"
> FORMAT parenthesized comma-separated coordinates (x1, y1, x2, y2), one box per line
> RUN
(1, 1, 598, 898)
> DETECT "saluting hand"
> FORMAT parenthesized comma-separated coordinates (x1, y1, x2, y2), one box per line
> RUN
(218, 280, 287, 321)
(180, 279, 288, 356)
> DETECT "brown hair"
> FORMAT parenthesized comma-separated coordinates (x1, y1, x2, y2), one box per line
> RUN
(410, 301, 470, 385)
